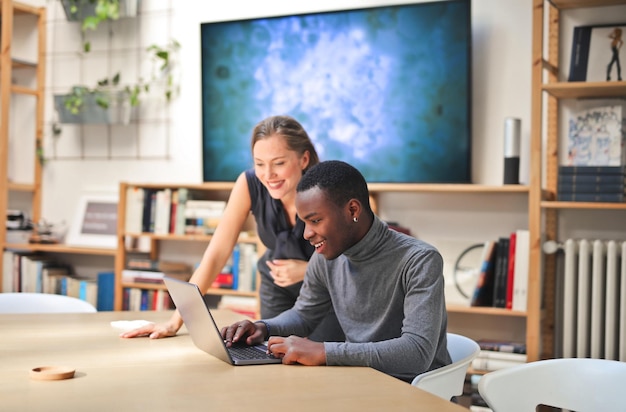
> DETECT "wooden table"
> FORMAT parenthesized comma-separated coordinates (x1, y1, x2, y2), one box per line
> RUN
(0, 310, 467, 411)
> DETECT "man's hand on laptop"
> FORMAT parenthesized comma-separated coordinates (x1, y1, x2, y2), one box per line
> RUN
(221, 320, 267, 347)
(267, 336, 326, 366)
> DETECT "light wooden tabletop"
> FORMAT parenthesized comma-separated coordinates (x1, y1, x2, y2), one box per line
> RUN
(0, 310, 467, 411)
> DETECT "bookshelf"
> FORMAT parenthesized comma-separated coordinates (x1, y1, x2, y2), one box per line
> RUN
(114, 182, 265, 313)
(0, 0, 46, 289)
(530, 0, 626, 359)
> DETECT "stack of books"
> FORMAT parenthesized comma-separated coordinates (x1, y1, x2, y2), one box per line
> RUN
(471, 339, 527, 372)
(560, 103, 625, 203)
(557, 166, 626, 203)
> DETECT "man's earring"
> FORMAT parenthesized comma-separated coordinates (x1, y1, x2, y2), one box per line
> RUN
(353, 217, 358, 223)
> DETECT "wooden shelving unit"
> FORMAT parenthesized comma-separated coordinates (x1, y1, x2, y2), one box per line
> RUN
(530, 0, 626, 359)
(114, 182, 265, 312)
(0, 0, 46, 290)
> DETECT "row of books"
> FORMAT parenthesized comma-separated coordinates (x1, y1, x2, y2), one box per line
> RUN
(2, 249, 115, 310)
(122, 287, 175, 311)
(557, 165, 626, 203)
(470, 230, 530, 311)
(125, 186, 227, 235)
(210, 243, 258, 292)
(123, 242, 258, 293)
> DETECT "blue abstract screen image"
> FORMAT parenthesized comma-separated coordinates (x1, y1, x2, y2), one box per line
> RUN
(201, 0, 471, 183)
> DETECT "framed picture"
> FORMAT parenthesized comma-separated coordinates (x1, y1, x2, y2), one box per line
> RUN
(66, 195, 118, 249)
(568, 23, 626, 82)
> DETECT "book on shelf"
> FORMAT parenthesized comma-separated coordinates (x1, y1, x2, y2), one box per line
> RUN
(566, 104, 626, 167)
(174, 188, 188, 235)
(470, 241, 497, 307)
(471, 356, 525, 372)
(556, 192, 626, 202)
(211, 272, 234, 289)
(491, 237, 510, 308)
(559, 165, 626, 176)
(126, 258, 191, 273)
(568, 23, 626, 82)
(558, 182, 625, 193)
(153, 188, 172, 235)
(505, 231, 516, 310)
(97, 271, 115, 311)
(139, 189, 154, 233)
(477, 339, 527, 354)
(558, 173, 626, 184)
(476, 350, 527, 362)
(512, 229, 529, 312)
(184, 200, 226, 235)
(122, 268, 192, 284)
(125, 186, 145, 233)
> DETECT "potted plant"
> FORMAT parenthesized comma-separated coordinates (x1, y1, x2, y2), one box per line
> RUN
(61, 0, 141, 52)
(53, 39, 180, 125)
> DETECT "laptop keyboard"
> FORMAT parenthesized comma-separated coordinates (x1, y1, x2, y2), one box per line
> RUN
(228, 344, 277, 361)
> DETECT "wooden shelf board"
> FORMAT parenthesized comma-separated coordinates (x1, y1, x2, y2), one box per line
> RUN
(125, 182, 530, 194)
(11, 84, 38, 96)
(541, 201, 626, 209)
(446, 304, 527, 317)
(367, 183, 530, 193)
(4, 243, 117, 256)
(549, 0, 626, 9)
(543, 81, 626, 99)
(7, 182, 37, 192)
(124, 233, 259, 243)
(10, 1, 44, 16)
(124, 182, 236, 191)
(11, 58, 37, 69)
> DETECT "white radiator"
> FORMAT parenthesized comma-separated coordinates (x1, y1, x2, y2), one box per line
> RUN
(560, 239, 626, 361)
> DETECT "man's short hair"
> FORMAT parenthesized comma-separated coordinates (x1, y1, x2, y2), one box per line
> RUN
(297, 160, 371, 211)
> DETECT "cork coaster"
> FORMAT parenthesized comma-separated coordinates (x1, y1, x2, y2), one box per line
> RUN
(30, 366, 76, 381)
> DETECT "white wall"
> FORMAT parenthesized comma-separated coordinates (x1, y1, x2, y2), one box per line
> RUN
(38, 0, 533, 300)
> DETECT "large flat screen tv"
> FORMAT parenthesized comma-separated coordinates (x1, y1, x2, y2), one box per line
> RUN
(201, 0, 471, 183)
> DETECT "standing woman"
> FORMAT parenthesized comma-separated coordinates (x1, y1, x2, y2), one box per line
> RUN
(121, 115, 343, 341)
(607, 27, 623, 81)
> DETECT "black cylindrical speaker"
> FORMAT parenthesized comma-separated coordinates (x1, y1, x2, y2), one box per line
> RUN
(503, 117, 521, 184)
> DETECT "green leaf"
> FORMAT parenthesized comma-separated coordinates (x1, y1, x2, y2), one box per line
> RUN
(82, 15, 100, 31)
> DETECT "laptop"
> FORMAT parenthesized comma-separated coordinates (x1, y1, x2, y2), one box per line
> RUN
(163, 276, 282, 365)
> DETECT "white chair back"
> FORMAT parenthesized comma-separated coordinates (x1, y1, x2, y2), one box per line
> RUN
(478, 357, 626, 412)
(411, 333, 480, 400)
(0, 292, 97, 313)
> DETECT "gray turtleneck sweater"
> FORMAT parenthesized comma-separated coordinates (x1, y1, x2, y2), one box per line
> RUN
(265, 216, 451, 382)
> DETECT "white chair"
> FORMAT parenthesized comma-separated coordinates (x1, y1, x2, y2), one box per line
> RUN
(411, 332, 480, 400)
(478, 357, 626, 412)
(0, 292, 97, 313)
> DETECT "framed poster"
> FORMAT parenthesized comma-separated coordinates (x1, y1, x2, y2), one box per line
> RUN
(66, 195, 118, 249)
(568, 23, 626, 82)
